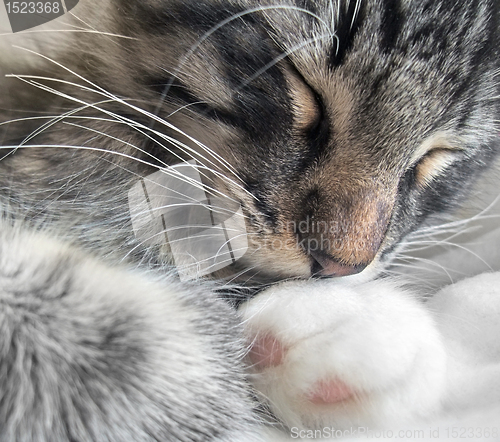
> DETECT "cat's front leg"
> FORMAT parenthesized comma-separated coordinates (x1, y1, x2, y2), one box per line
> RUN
(0, 222, 260, 442)
(240, 279, 447, 431)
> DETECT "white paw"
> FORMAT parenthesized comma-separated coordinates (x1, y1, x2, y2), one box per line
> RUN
(240, 279, 446, 430)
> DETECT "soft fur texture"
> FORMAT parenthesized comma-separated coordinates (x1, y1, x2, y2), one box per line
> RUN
(0, 1, 499, 441)
(241, 278, 447, 429)
(243, 271, 500, 440)
(0, 221, 262, 441)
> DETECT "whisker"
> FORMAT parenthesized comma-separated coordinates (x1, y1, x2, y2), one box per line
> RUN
(389, 257, 456, 284)
(6, 50, 247, 187)
(67, 11, 137, 42)
(167, 101, 209, 118)
(351, 0, 363, 30)
(0, 22, 137, 39)
(7, 73, 253, 200)
(220, 265, 262, 287)
(237, 32, 338, 91)
(156, 5, 331, 106)
(407, 239, 494, 270)
(400, 225, 484, 252)
(408, 193, 500, 239)
(0, 143, 193, 170)
(62, 121, 248, 204)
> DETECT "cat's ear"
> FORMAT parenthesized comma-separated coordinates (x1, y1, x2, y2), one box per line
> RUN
(410, 132, 465, 187)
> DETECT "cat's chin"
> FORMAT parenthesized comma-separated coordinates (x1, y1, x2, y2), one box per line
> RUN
(239, 278, 447, 430)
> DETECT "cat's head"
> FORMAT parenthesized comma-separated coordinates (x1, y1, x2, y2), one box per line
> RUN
(20, 0, 500, 283)
(107, 0, 499, 283)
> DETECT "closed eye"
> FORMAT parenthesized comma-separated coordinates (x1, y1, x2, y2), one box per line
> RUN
(286, 70, 322, 132)
(410, 132, 464, 187)
(285, 68, 329, 152)
(414, 148, 459, 187)
(305, 89, 329, 147)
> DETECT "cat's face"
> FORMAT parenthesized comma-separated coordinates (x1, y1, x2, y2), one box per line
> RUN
(108, 0, 498, 283)
(4, 0, 498, 284)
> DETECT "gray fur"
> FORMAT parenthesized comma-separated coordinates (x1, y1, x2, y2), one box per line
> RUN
(0, 0, 499, 440)
(0, 220, 260, 441)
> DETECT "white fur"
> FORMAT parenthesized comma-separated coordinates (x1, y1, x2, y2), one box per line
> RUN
(244, 271, 500, 441)
(427, 272, 500, 418)
(240, 279, 447, 430)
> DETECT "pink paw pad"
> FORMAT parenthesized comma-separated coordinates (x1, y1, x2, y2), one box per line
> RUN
(307, 379, 354, 405)
(248, 334, 286, 369)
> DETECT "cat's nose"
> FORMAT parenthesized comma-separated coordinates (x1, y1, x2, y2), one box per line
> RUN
(309, 250, 367, 277)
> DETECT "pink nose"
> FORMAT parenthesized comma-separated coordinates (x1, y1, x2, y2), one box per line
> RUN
(309, 250, 367, 277)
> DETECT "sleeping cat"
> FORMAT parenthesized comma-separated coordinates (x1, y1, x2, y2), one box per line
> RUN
(0, 0, 499, 440)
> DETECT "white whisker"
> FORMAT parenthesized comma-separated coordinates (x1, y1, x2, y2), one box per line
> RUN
(351, 0, 363, 30)
(237, 33, 338, 91)
(6, 72, 255, 201)
(6, 49, 248, 188)
(157, 5, 331, 106)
